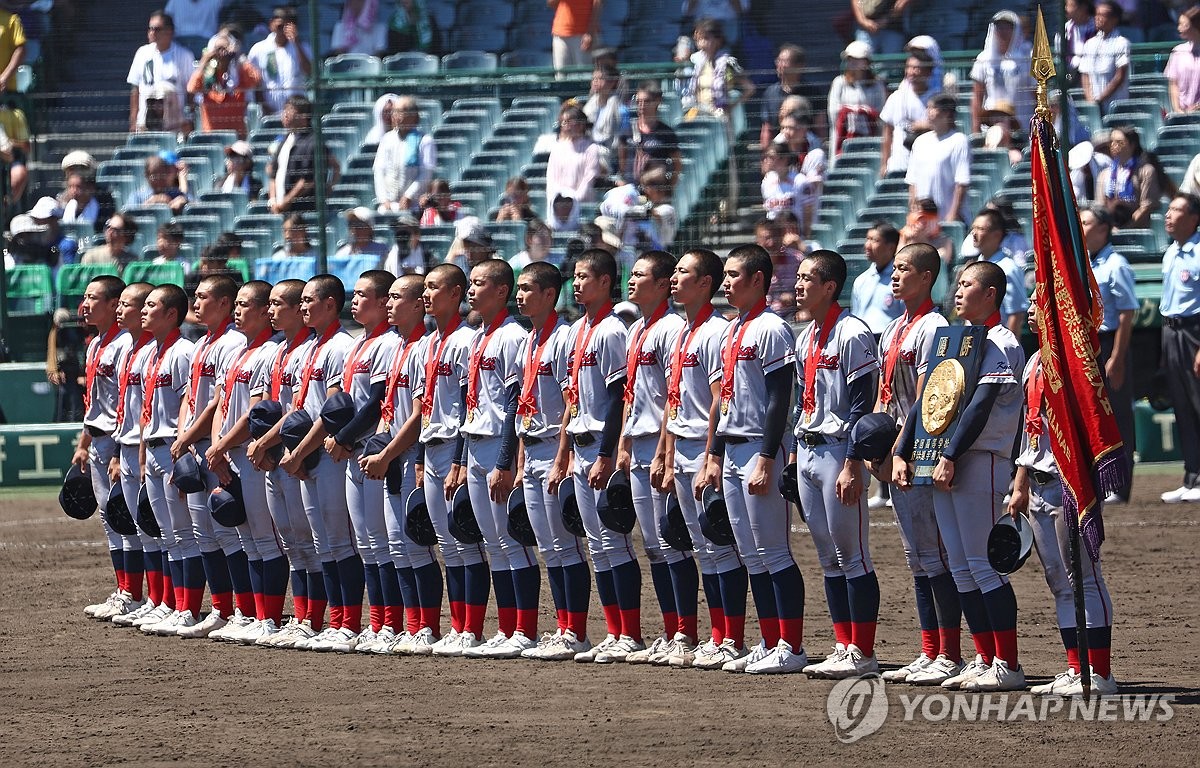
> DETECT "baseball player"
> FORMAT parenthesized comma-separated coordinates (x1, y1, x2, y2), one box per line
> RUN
(360, 274, 439, 654)
(895, 260, 1027, 692)
(788, 250, 882, 679)
(138, 284, 202, 635)
(246, 279, 325, 649)
(171, 275, 253, 640)
(965, 209, 1030, 336)
(205, 280, 290, 644)
(548, 248, 637, 664)
(698, 244, 799, 673)
(416, 263, 485, 656)
(74, 273, 139, 619)
(108, 282, 170, 627)
(616, 250, 694, 665)
(74, 276, 139, 621)
(318, 270, 399, 652)
(655, 248, 749, 669)
(279, 274, 361, 652)
(513, 262, 592, 661)
(459, 259, 542, 659)
(873, 243, 963, 686)
(1011, 306, 1117, 696)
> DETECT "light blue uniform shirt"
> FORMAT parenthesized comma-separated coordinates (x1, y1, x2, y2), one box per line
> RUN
(1161, 231, 1200, 318)
(1090, 244, 1138, 332)
(850, 261, 902, 335)
(973, 249, 1031, 325)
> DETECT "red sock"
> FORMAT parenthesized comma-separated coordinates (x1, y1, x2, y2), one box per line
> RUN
(162, 571, 176, 609)
(183, 587, 204, 618)
(497, 606, 517, 636)
(760, 616, 781, 648)
(464, 603, 487, 637)
(262, 594, 285, 624)
(940, 627, 962, 662)
(127, 569, 144, 601)
(174, 585, 187, 613)
(778, 617, 804, 650)
(212, 591, 235, 617)
(253, 592, 265, 621)
(420, 605, 442, 636)
(620, 608, 641, 642)
(678, 613, 698, 644)
(1089, 645, 1111, 679)
(725, 613, 746, 648)
(308, 599, 327, 631)
(556, 608, 568, 633)
(972, 630, 996, 664)
(708, 607, 726, 643)
(369, 604, 385, 633)
(115, 567, 127, 593)
(853, 621, 877, 657)
(405, 606, 421, 634)
(601, 603, 622, 636)
(383, 604, 403, 632)
(342, 603, 363, 634)
(1066, 645, 1081, 674)
(516, 608, 538, 637)
(661, 611, 678, 637)
(992, 628, 1018, 667)
(832, 621, 853, 648)
(292, 594, 309, 623)
(921, 628, 939, 658)
(567, 610, 588, 638)
(328, 603, 344, 630)
(449, 600, 465, 633)
(146, 569, 163, 605)
(234, 591, 255, 617)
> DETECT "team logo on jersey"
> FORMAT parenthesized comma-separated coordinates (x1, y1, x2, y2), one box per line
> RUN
(397, 373, 411, 389)
(234, 369, 253, 385)
(128, 373, 142, 386)
(578, 351, 598, 367)
(478, 356, 498, 371)
(97, 363, 117, 377)
(309, 368, 326, 382)
(899, 349, 916, 365)
(634, 350, 657, 367)
(351, 361, 372, 375)
(681, 351, 701, 368)
(816, 353, 840, 370)
(152, 372, 172, 388)
(199, 362, 217, 379)
(280, 373, 297, 387)
(435, 361, 454, 376)
(537, 361, 553, 376)
(735, 344, 757, 361)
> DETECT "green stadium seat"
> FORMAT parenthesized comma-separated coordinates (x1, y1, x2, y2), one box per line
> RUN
(55, 264, 120, 310)
(6, 264, 53, 314)
(123, 260, 185, 287)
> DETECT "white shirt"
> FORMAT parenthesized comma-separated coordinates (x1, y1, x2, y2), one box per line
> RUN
(1078, 29, 1131, 108)
(217, 332, 278, 439)
(126, 42, 196, 129)
(341, 326, 396, 445)
(905, 128, 970, 219)
(879, 82, 935, 173)
(877, 309, 948, 424)
(715, 309, 795, 439)
(296, 328, 355, 419)
(247, 36, 312, 114)
(460, 317, 527, 438)
(1015, 352, 1057, 474)
(183, 325, 246, 432)
(114, 338, 157, 446)
(850, 262, 903, 335)
(373, 129, 436, 207)
(84, 329, 132, 434)
(665, 311, 728, 442)
(967, 323, 1025, 457)
(386, 333, 429, 437)
(516, 319, 572, 441)
(565, 313, 628, 437)
(417, 324, 475, 444)
(145, 336, 198, 440)
(622, 310, 685, 439)
(62, 197, 100, 226)
(793, 310, 879, 438)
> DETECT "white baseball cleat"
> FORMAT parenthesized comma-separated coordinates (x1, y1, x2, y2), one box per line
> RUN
(178, 610, 228, 639)
(475, 630, 536, 659)
(294, 626, 340, 651)
(653, 634, 695, 666)
(239, 618, 278, 645)
(624, 634, 669, 665)
(353, 627, 379, 653)
(322, 627, 361, 653)
(1058, 672, 1119, 696)
(365, 626, 396, 654)
(941, 654, 991, 689)
(746, 640, 809, 675)
(962, 658, 1025, 691)
(95, 592, 141, 620)
(905, 654, 963, 685)
(822, 644, 880, 679)
(882, 653, 934, 682)
(691, 638, 743, 670)
(1030, 669, 1079, 695)
(141, 609, 183, 635)
(112, 599, 156, 626)
(406, 627, 439, 655)
(723, 639, 768, 673)
(521, 630, 563, 660)
(132, 602, 172, 628)
(1161, 485, 1197, 503)
(429, 628, 461, 655)
(668, 638, 715, 668)
(209, 610, 252, 642)
(594, 635, 645, 664)
(463, 631, 511, 658)
(803, 643, 848, 678)
(573, 633, 616, 663)
(85, 591, 123, 618)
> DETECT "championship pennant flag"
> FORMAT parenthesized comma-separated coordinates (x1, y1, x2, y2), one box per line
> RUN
(1028, 9, 1128, 561)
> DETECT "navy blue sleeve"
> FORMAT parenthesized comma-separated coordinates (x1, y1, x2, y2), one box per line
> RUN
(335, 380, 386, 447)
(760, 364, 794, 459)
(495, 382, 520, 471)
(897, 400, 920, 460)
(598, 376, 626, 458)
(454, 382, 469, 466)
(943, 382, 1002, 460)
(844, 375, 878, 460)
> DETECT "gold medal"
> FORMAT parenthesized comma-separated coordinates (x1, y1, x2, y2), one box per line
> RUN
(467, 410, 474, 423)
(720, 400, 729, 415)
(669, 405, 678, 420)
(1029, 434, 1038, 451)
(522, 415, 532, 429)
(571, 403, 579, 417)
(422, 416, 430, 429)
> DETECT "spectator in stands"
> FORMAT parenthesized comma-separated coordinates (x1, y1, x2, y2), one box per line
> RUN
(335, 206, 390, 263)
(622, 80, 683, 188)
(851, 0, 913, 55)
(0, 4, 24, 94)
(248, 5, 313, 115)
(583, 63, 628, 176)
(684, 0, 746, 46)
(446, 219, 499, 272)
(828, 40, 886, 157)
(1064, 0, 1097, 76)
(851, 220, 904, 336)
(899, 197, 954, 274)
(268, 94, 340, 214)
(959, 197, 1030, 266)
(598, 163, 678, 252)
(493, 176, 539, 223)
(366, 92, 400, 144)
(384, 212, 427, 274)
(0, 113, 25, 205)
(187, 28, 261, 137)
(153, 221, 187, 267)
(82, 214, 138, 269)
(906, 93, 969, 224)
(966, 208, 1030, 336)
(679, 18, 754, 121)
(760, 44, 827, 148)
(164, 0, 224, 46)
(980, 101, 1025, 165)
(775, 209, 806, 251)
(549, 0, 600, 73)
(1167, 5, 1200, 114)
(60, 172, 101, 228)
(47, 307, 87, 422)
(1095, 125, 1168, 227)
(546, 103, 600, 222)
(59, 152, 116, 232)
(970, 10, 1034, 134)
(374, 94, 436, 213)
(776, 111, 826, 237)
(418, 178, 462, 226)
(387, 0, 433, 53)
(271, 213, 315, 259)
(1078, 1, 1131, 116)
(548, 193, 580, 232)
(509, 219, 555, 272)
(28, 196, 77, 266)
(331, 0, 387, 56)
(218, 140, 261, 198)
(904, 35, 952, 95)
(756, 216, 804, 315)
(879, 50, 935, 177)
(128, 155, 191, 213)
(761, 141, 796, 219)
(127, 10, 196, 133)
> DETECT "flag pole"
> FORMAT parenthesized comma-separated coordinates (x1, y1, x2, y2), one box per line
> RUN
(1032, 6, 1092, 700)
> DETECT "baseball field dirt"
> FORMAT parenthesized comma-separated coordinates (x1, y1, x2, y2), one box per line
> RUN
(1, 466, 1196, 767)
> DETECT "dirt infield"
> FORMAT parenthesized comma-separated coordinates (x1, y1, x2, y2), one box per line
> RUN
(1, 467, 1197, 767)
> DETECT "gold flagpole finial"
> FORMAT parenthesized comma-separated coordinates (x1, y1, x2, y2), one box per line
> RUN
(1032, 5, 1056, 119)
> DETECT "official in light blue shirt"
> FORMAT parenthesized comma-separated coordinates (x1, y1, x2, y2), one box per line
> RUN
(851, 221, 904, 334)
(1091, 245, 1139, 331)
(969, 209, 1030, 335)
(1161, 227, 1200, 319)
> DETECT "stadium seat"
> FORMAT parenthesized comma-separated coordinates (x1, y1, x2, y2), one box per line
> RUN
(325, 53, 382, 77)
(442, 51, 498, 72)
(500, 50, 552, 69)
(254, 255, 317, 282)
(382, 52, 439, 75)
(225, 258, 251, 282)
(6, 264, 53, 314)
(123, 260, 185, 287)
(329, 254, 382, 288)
(126, 132, 178, 153)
